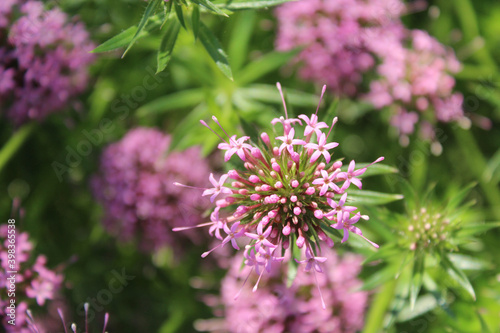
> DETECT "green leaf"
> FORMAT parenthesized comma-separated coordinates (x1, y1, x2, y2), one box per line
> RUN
(92, 27, 138, 53)
(237, 49, 301, 85)
(0, 123, 36, 175)
(396, 294, 437, 322)
(135, 89, 205, 117)
(440, 252, 476, 301)
(174, 1, 186, 30)
(198, 22, 233, 80)
(457, 221, 500, 237)
(348, 189, 403, 206)
(477, 312, 492, 333)
(399, 179, 418, 213)
(287, 240, 300, 287)
(240, 84, 319, 107)
(446, 182, 476, 210)
(410, 252, 425, 310)
(362, 243, 401, 265)
(484, 148, 500, 183)
(360, 264, 399, 291)
(340, 163, 399, 178)
(192, 0, 229, 17)
(222, 0, 295, 10)
(123, 0, 162, 57)
(228, 11, 256, 73)
(191, 4, 200, 40)
(448, 253, 491, 271)
(156, 19, 181, 73)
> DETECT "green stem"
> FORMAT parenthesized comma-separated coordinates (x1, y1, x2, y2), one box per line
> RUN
(453, 127, 500, 220)
(0, 123, 36, 175)
(362, 279, 397, 333)
(408, 141, 429, 194)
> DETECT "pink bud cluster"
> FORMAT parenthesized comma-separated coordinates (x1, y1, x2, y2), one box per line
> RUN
(0, 226, 63, 331)
(174, 84, 382, 298)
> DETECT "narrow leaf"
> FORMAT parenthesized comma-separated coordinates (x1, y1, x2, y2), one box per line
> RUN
(192, 0, 229, 17)
(360, 264, 399, 291)
(92, 27, 138, 53)
(340, 163, 398, 178)
(457, 221, 500, 237)
(228, 11, 256, 72)
(156, 19, 180, 73)
(347, 189, 403, 205)
(198, 22, 233, 80)
(410, 253, 425, 310)
(174, 1, 186, 29)
(191, 4, 200, 40)
(396, 294, 437, 322)
(240, 84, 319, 107)
(440, 252, 476, 300)
(123, 0, 162, 57)
(135, 89, 205, 117)
(223, 0, 295, 10)
(237, 49, 301, 85)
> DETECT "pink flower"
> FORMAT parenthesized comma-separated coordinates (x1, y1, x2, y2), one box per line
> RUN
(305, 132, 339, 163)
(296, 247, 327, 273)
(276, 128, 307, 155)
(202, 173, 233, 202)
(218, 135, 252, 161)
(298, 113, 328, 137)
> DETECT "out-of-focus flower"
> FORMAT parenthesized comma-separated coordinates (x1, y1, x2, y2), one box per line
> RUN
(92, 127, 213, 253)
(0, 226, 63, 332)
(366, 29, 465, 147)
(275, 0, 468, 149)
(197, 248, 367, 333)
(275, 0, 405, 96)
(0, 0, 95, 125)
(174, 83, 383, 298)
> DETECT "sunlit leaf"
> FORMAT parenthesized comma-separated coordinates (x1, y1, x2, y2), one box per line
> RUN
(410, 252, 425, 310)
(191, 4, 200, 40)
(237, 49, 301, 85)
(198, 23, 233, 80)
(122, 0, 162, 57)
(222, 0, 296, 10)
(174, 1, 186, 29)
(396, 294, 437, 322)
(192, 0, 229, 17)
(347, 189, 403, 205)
(136, 89, 205, 117)
(440, 251, 476, 301)
(156, 19, 181, 73)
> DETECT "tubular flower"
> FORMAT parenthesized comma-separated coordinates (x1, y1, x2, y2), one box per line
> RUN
(174, 84, 382, 291)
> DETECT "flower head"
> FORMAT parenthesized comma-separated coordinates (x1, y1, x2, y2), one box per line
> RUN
(92, 127, 213, 253)
(0, 0, 95, 125)
(174, 84, 383, 291)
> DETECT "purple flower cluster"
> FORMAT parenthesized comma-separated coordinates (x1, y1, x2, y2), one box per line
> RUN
(275, 0, 465, 147)
(206, 248, 367, 333)
(92, 127, 213, 253)
(275, 0, 405, 96)
(0, 225, 63, 332)
(175, 84, 382, 301)
(0, 0, 94, 125)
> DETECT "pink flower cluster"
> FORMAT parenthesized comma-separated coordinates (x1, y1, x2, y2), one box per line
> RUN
(366, 29, 464, 146)
(275, 0, 466, 147)
(275, 0, 405, 96)
(92, 127, 213, 253)
(0, 225, 63, 332)
(175, 84, 382, 301)
(0, 0, 94, 125)
(206, 249, 367, 333)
